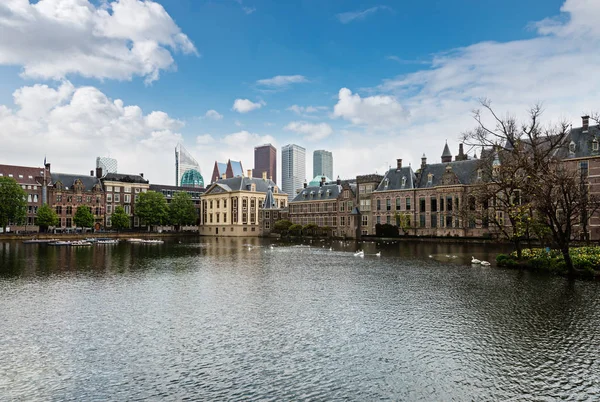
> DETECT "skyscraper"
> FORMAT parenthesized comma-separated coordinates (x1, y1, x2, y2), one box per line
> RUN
(175, 143, 204, 187)
(282, 144, 306, 201)
(96, 156, 118, 177)
(313, 150, 333, 179)
(253, 144, 277, 184)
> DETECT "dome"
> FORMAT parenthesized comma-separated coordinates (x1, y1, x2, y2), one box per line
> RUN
(181, 169, 204, 187)
(308, 175, 332, 186)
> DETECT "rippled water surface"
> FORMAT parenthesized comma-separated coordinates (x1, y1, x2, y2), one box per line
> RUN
(1, 237, 599, 401)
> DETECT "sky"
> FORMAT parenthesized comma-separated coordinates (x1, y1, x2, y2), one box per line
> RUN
(1, 0, 600, 188)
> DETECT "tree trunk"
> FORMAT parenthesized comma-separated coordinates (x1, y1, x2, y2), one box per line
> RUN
(560, 246, 575, 275)
(514, 238, 523, 259)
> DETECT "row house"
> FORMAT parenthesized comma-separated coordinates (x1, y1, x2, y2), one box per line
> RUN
(49, 170, 104, 230)
(100, 171, 150, 228)
(0, 163, 50, 231)
(200, 171, 287, 236)
(288, 177, 360, 239)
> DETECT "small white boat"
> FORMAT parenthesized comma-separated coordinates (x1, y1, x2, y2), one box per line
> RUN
(49, 241, 72, 246)
(97, 239, 119, 245)
(70, 240, 92, 246)
(128, 238, 145, 243)
(471, 256, 481, 264)
(141, 239, 164, 244)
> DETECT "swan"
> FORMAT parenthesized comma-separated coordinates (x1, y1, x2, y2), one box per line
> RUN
(329, 247, 332, 251)
(480, 260, 491, 266)
(375, 252, 381, 257)
(471, 256, 481, 264)
(354, 250, 364, 257)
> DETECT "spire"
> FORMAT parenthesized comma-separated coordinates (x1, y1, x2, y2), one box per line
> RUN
(441, 141, 452, 163)
(263, 186, 276, 209)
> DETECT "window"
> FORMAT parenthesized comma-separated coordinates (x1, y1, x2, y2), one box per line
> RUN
(419, 198, 426, 213)
(223, 213, 227, 223)
(124, 205, 130, 214)
(265, 220, 270, 229)
(106, 186, 113, 192)
(420, 214, 426, 228)
(243, 212, 248, 223)
(340, 201, 345, 212)
(427, 173, 433, 185)
(376, 199, 381, 211)
(362, 215, 368, 226)
(124, 187, 131, 193)
(431, 213, 437, 228)
(341, 216, 346, 226)
(593, 139, 599, 152)
(430, 197, 437, 212)
(124, 194, 131, 203)
(223, 199, 227, 208)
(114, 186, 121, 193)
(56, 206, 62, 214)
(376, 216, 380, 224)
(446, 196, 453, 212)
(107, 194, 112, 202)
(67, 196, 72, 203)
(106, 205, 112, 214)
(77, 196, 82, 203)
(386, 199, 391, 211)
(396, 198, 401, 211)
(580, 161, 589, 178)
(66, 206, 72, 215)
(405, 197, 411, 210)
(386, 215, 391, 224)
(216, 213, 220, 223)
(210, 200, 213, 209)
(86, 196, 91, 203)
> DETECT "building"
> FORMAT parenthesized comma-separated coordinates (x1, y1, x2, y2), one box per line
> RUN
(175, 143, 204, 187)
(200, 172, 287, 236)
(313, 150, 333, 179)
(356, 173, 384, 236)
(100, 171, 150, 228)
(259, 185, 288, 236)
(254, 144, 277, 185)
(210, 159, 244, 184)
(96, 156, 118, 175)
(0, 162, 51, 232)
(149, 184, 205, 228)
(49, 170, 105, 231)
(282, 144, 306, 201)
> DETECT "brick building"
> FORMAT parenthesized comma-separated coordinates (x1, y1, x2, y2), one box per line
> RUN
(100, 171, 149, 228)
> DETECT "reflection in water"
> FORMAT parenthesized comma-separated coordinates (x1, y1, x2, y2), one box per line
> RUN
(1, 237, 599, 400)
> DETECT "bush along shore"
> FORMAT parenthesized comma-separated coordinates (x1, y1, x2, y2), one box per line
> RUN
(496, 247, 600, 278)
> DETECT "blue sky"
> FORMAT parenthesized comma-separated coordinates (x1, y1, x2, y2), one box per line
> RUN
(1, 0, 598, 188)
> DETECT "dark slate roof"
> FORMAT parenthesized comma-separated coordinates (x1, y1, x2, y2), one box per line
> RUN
(103, 173, 149, 184)
(262, 187, 276, 209)
(375, 166, 417, 191)
(554, 124, 600, 159)
(51, 172, 102, 191)
(417, 159, 479, 188)
(291, 183, 342, 203)
(209, 176, 280, 194)
(441, 142, 452, 158)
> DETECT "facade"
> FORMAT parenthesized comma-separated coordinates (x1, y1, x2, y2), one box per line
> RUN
(175, 143, 204, 187)
(0, 163, 51, 231)
(200, 173, 287, 236)
(96, 156, 118, 175)
(356, 173, 384, 236)
(49, 170, 105, 231)
(210, 159, 244, 184)
(313, 150, 333, 179)
(100, 172, 150, 228)
(259, 186, 288, 236)
(149, 184, 205, 227)
(282, 144, 306, 201)
(254, 144, 277, 185)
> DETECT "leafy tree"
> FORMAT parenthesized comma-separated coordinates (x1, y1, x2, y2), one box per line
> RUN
(111, 206, 130, 231)
(73, 205, 94, 228)
(289, 224, 303, 236)
(36, 204, 59, 232)
(0, 177, 27, 232)
(135, 191, 168, 230)
(395, 212, 412, 234)
(273, 219, 293, 235)
(168, 192, 196, 229)
(302, 223, 319, 236)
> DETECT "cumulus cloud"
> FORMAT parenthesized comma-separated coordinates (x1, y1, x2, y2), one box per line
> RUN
(284, 121, 333, 141)
(287, 105, 328, 116)
(232, 98, 265, 113)
(256, 75, 308, 88)
(196, 134, 215, 145)
(0, 81, 184, 184)
(0, 0, 197, 83)
(336, 6, 392, 24)
(332, 88, 409, 128)
(204, 109, 223, 120)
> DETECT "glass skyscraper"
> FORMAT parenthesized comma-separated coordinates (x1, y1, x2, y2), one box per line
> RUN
(96, 156, 118, 176)
(313, 150, 333, 179)
(175, 143, 204, 187)
(282, 144, 306, 201)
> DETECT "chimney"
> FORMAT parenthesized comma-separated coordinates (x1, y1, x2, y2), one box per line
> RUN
(321, 176, 326, 183)
(90, 170, 94, 177)
(262, 171, 267, 180)
(336, 176, 341, 185)
(140, 173, 144, 178)
(582, 115, 590, 132)
(421, 154, 427, 170)
(221, 173, 226, 180)
(303, 181, 307, 188)
(247, 169, 252, 178)
(96, 167, 102, 178)
(45, 162, 51, 173)
(396, 159, 402, 169)
(319, 180, 323, 187)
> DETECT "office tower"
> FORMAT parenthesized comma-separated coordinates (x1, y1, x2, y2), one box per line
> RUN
(175, 143, 204, 187)
(254, 144, 277, 184)
(95, 156, 118, 176)
(313, 150, 333, 179)
(282, 144, 306, 201)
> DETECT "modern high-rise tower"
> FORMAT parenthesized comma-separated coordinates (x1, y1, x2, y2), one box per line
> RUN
(313, 150, 333, 179)
(96, 156, 118, 177)
(175, 143, 204, 187)
(253, 144, 277, 184)
(282, 144, 306, 201)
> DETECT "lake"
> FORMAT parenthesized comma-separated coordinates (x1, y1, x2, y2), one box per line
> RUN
(1, 237, 599, 400)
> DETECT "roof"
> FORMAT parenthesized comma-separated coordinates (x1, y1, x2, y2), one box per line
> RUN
(0, 164, 46, 185)
(308, 175, 332, 186)
(441, 142, 452, 158)
(262, 187, 276, 209)
(417, 159, 479, 188)
(291, 183, 342, 202)
(102, 173, 149, 184)
(555, 124, 600, 159)
(215, 162, 227, 175)
(375, 166, 417, 191)
(205, 176, 281, 194)
(229, 160, 244, 176)
(51, 172, 102, 191)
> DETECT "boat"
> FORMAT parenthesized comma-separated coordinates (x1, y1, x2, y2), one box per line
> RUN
(70, 240, 92, 246)
(22, 238, 58, 244)
(97, 239, 119, 245)
(141, 239, 164, 244)
(127, 238, 145, 243)
(49, 241, 72, 246)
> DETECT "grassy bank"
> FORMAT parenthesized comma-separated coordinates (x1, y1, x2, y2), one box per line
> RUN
(496, 247, 600, 278)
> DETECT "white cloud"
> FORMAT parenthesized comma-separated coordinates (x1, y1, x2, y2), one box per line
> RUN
(0, 80, 184, 184)
(332, 88, 409, 128)
(242, 7, 256, 15)
(204, 109, 223, 120)
(336, 6, 391, 24)
(232, 98, 265, 113)
(196, 134, 215, 145)
(284, 121, 333, 141)
(287, 105, 328, 115)
(256, 75, 308, 88)
(0, 0, 197, 83)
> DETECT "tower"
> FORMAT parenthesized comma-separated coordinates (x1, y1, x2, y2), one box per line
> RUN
(175, 143, 204, 187)
(313, 150, 333, 179)
(282, 144, 306, 201)
(254, 144, 277, 184)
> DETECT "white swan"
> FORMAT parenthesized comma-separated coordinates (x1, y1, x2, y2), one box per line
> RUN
(376, 251, 381, 257)
(480, 260, 491, 266)
(354, 250, 364, 257)
(471, 256, 481, 264)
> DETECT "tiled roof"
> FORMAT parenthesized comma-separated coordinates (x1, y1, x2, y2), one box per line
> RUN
(555, 124, 600, 159)
(51, 172, 102, 191)
(0, 164, 46, 185)
(417, 159, 479, 188)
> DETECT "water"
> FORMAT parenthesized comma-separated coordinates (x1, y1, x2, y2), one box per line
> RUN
(1, 237, 599, 400)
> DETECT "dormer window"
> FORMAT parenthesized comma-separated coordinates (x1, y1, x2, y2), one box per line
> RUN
(401, 176, 406, 187)
(593, 138, 599, 152)
(384, 178, 389, 189)
(477, 169, 482, 180)
(569, 141, 576, 153)
(251, 183, 256, 192)
(427, 173, 433, 185)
